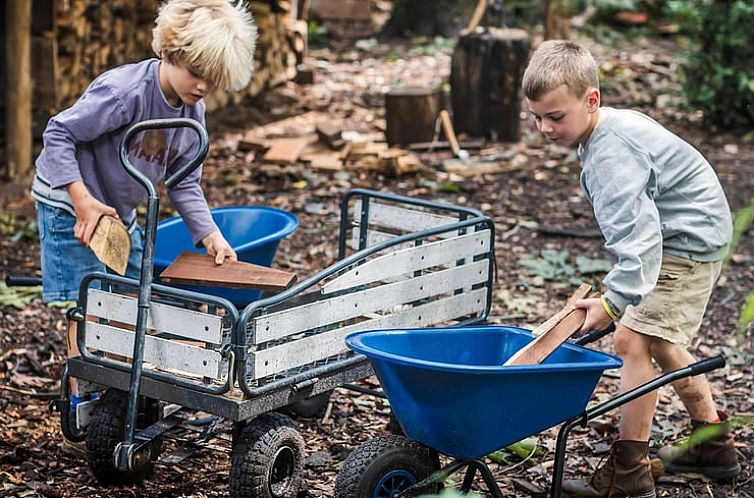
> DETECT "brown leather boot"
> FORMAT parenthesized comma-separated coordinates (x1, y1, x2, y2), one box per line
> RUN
(562, 440, 656, 498)
(657, 411, 741, 480)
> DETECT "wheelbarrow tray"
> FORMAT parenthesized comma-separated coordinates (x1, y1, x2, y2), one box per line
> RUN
(346, 326, 622, 460)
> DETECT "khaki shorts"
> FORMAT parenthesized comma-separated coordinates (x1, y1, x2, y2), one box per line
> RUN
(620, 254, 722, 346)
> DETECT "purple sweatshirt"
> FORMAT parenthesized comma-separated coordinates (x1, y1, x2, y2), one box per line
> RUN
(33, 58, 217, 245)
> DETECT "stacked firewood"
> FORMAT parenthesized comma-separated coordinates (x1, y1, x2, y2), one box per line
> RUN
(49, 0, 304, 112)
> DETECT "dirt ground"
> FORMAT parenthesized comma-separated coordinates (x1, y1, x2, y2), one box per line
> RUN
(1, 32, 753, 498)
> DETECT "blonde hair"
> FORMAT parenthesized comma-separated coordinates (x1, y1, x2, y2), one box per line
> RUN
(152, 0, 257, 91)
(522, 40, 599, 101)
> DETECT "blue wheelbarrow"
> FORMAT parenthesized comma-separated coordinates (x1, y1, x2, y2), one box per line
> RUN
(334, 325, 726, 498)
(154, 206, 298, 306)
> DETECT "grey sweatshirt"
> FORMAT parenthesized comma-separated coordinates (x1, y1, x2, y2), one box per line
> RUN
(33, 58, 217, 245)
(578, 107, 732, 313)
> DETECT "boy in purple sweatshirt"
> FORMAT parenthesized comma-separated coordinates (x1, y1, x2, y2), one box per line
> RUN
(32, 0, 257, 387)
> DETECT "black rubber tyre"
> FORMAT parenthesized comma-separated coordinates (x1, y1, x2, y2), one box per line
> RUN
(282, 391, 331, 418)
(230, 412, 305, 498)
(333, 435, 441, 498)
(85, 389, 161, 485)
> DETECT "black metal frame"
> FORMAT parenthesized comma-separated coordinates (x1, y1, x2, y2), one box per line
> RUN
(395, 353, 727, 498)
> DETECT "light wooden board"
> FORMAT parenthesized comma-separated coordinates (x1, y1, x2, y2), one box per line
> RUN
(87, 288, 223, 344)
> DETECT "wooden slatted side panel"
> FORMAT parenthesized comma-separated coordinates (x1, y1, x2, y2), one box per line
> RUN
(84, 323, 224, 379)
(87, 289, 224, 344)
(248, 288, 487, 379)
(352, 199, 461, 236)
(252, 259, 490, 343)
(323, 229, 491, 294)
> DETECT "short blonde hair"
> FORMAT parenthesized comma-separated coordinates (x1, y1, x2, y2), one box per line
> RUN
(522, 40, 599, 101)
(152, 0, 257, 91)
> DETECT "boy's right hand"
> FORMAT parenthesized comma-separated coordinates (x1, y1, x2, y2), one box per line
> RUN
(67, 181, 118, 246)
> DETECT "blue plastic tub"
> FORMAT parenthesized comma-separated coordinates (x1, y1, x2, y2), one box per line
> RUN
(346, 326, 622, 460)
(154, 206, 298, 305)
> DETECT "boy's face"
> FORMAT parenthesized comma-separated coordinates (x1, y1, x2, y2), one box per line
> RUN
(160, 59, 215, 107)
(526, 85, 600, 146)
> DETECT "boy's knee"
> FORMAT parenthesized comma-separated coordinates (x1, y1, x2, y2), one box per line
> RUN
(613, 326, 649, 358)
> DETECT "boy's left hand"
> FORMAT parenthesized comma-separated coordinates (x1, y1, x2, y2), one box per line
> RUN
(574, 297, 614, 334)
(202, 230, 237, 265)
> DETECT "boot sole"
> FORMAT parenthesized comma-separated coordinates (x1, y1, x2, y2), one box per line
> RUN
(665, 462, 742, 481)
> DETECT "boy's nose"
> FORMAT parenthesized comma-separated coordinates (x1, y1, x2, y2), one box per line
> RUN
(539, 120, 553, 134)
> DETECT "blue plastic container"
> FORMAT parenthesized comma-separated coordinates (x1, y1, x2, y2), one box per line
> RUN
(346, 326, 622, 460)
(154, 206, 298, 305)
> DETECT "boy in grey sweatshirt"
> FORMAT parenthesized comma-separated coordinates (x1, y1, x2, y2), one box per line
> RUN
(523, 40, 739, 497)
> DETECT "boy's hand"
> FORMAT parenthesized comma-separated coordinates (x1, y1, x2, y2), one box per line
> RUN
(202, 230, 237, 265)
(574, 297, 614, 334)
(67, 181, 118, 246)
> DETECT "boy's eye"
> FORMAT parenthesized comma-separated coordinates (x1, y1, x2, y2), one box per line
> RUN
(551, 115, 564, 122)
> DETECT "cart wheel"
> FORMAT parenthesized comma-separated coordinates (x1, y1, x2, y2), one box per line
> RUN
(334, 434, 441, 498)
(283, 391, 331, 418)
(85, 389, 161, 485)
(230, 412, 305, 498)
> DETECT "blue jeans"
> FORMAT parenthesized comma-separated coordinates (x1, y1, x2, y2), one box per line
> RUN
(36, 202, 144, 303)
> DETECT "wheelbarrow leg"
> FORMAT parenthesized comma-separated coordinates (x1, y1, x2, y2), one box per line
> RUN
(469, 460, 505, 498)
(549, 355, 726, 498)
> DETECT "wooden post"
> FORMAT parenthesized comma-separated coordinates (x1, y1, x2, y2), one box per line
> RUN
(5, 0, 33, 180)
(385, 86, 441, 146)
(450, 28, 531, 142)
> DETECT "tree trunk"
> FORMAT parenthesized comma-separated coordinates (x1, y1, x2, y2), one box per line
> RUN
(5, 0, 33, 180)
(450, 27, 531, 142)
(385, 87, 441, 146)
(381, 0, 479, 37)
(543, 0, 570, 40)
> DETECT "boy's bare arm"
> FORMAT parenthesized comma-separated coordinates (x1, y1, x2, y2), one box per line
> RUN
(67, 180, 118, 246)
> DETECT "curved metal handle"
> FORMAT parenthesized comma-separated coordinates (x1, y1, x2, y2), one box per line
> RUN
(119, 118, 209, 196)
(5, 275, 43, 286)
(688, 354, 726, 376)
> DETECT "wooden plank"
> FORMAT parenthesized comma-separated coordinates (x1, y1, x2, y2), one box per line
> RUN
(87, 289, 224, 344)
(252, 259, 490, 343)
(159, 252, 297, 291)
(85, 323, 223, 379)
(248, 288, 487, 379)
(353, 200, 461, 235)
(262, 137, 309, 164)
(322, 230, 491, 294)
(503, 308, 586, 366)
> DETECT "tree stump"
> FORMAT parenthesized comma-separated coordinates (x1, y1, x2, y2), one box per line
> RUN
(450, 28, 531, 142)
(385, 86, 441, 146)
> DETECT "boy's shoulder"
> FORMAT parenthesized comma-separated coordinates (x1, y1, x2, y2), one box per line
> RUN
(589, 107, 674, 154)
(92, 58, 159, 95)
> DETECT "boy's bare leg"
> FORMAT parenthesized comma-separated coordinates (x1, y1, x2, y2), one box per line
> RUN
(614, 325, 657, 441)
(649, 339, 718, 422)
(66, 320, 80, 394)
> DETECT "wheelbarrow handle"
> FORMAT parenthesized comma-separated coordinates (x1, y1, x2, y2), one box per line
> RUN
(573, 322, 616, 346)
(5, 275, 43, 286)
(688, 354, 726, 376)
(119, 118, 209, 196)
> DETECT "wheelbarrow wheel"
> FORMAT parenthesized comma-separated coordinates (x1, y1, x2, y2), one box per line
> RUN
(333, 434, 441, 498)
(230, 412, 305, 498)
(282, 391, 331, 418)
(85, 388, 162, 485)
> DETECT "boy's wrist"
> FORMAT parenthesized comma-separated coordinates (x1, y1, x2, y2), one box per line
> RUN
(601, 296, 621, 320)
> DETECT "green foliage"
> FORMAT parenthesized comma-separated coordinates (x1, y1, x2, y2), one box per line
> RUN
(518, 249, 612, 284)
(682, 0, 754, 129)
(307, 20, 328, 46)
(0, 282, 41, 309)
(0, 212, 38, 244)
(727, 198, 754, 337)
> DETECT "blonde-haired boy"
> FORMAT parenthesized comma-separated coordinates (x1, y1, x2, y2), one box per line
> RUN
(523, 40, 740, 497)
(32, 0, 256, 395)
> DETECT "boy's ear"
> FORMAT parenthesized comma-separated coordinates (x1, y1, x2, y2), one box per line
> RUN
(586, 87, 601, 111)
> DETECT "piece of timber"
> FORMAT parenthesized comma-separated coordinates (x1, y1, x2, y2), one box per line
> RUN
(503, 308, 587, 366)
(159, 252, 297, 291)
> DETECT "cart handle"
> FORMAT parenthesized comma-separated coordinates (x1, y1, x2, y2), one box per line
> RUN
(119, 118, 209, 195)
(5, 275, 43, 286)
